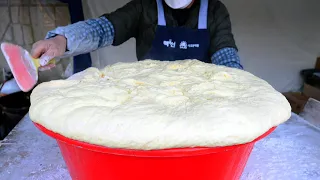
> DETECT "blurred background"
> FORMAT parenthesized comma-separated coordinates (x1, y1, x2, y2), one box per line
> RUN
(1, 0, 319, 91)
(83, 0, 320, 92)
(0, 1, 319, 178)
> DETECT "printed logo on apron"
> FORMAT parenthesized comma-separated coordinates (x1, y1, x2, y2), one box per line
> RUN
(162, 40, 200, 49)
(163, 39, 176, 48)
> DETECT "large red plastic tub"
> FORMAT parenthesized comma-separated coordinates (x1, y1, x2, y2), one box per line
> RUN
(34, 123, 275, 180)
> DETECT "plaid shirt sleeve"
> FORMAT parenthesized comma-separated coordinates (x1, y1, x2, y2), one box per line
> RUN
(211, 48, 243, 69)
(46, 16, 114, 58)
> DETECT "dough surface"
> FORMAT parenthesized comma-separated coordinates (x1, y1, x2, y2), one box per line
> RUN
(30, 60, 291, 150)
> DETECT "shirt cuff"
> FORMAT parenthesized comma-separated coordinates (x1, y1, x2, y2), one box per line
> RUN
(211, 47, 243, 70)
(46, 16, 114, 58)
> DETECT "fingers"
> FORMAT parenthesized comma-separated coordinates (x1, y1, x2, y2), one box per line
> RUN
(31, 36, 67, 72)
(39, 51, 55, 66)
(31, 35, 67, 60)
(38, 64, 56, 71)
(38, 50, 56, 71)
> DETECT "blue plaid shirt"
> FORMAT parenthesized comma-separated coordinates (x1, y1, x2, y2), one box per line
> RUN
(47, 17, 243, 69)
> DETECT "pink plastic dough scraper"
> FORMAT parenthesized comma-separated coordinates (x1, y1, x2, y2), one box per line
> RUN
(0, 42, 55, 92)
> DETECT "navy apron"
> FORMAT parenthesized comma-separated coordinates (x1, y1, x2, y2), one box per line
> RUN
(143, 0, 211, 63)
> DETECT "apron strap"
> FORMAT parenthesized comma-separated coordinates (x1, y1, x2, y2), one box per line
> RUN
(156, 0, 166, 26)
(198, 0, 208, 29)
(156, 0, 208, 29)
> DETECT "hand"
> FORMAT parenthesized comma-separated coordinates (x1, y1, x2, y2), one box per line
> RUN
(31, 35, 67, 71)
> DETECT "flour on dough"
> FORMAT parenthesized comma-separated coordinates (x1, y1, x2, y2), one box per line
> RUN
(30, 60, 291, 150)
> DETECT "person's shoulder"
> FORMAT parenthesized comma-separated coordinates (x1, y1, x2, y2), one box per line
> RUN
(136, 0, 156, 6)
(208, 0, 219, 6)
(144, 0, 157, 7)
(116, 0, 155, 13)
(137, 0, 157, 14)
(208, 0, 229, 14)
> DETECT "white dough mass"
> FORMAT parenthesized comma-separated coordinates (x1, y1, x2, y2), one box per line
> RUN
(30, 60, 291, 150)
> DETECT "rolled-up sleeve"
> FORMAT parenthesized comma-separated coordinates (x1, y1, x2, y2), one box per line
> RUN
(46, 16, 114, 58)
(209, 1, 243, 69)
(211, 47, 243, 69)
(102, 0, 142, 46)
(209, 1, 237, 54)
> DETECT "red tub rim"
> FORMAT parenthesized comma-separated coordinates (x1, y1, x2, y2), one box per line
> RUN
(33, 123, 276, 157)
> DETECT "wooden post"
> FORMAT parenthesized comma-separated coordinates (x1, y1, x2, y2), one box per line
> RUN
(316, 57, 320, 69)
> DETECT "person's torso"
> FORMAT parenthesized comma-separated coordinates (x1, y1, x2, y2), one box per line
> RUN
(136, 0, 218, 60)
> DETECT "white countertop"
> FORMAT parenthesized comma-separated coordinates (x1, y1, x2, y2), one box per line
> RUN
(0, 113, 319, 180)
